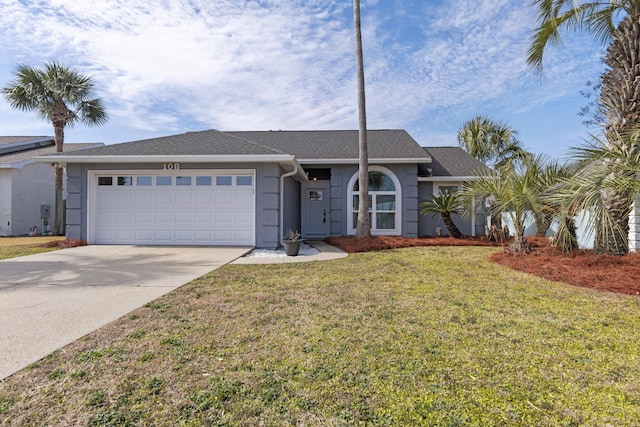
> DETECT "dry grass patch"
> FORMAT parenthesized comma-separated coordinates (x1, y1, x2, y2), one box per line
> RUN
(0, 236, 65, 247)
(1, 247, 640, 426)
(0, 236, 66, 259)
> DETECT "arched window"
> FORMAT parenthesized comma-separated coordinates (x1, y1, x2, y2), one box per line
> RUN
(347, 166, 401, 235)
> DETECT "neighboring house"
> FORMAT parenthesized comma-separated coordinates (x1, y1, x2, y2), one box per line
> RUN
(39, 129, 486, 248)
(0, 136, 103, 236)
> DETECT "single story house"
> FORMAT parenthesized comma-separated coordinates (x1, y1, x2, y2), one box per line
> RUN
(0, 136, 102, 236)
(39, 129, 487, 248)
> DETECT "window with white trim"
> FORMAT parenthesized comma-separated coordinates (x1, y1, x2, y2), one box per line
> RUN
(433, 182, 461, 196)
(348, 167, 401, 235)
(438, 185, 459, 195)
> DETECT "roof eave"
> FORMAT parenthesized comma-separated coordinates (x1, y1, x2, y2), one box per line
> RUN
(298, 157, 431, 165)
(418, 176, 483, 181)
(35, 154, 297, 164)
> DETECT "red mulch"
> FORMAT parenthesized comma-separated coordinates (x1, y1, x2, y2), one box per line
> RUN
(325, 235, 498, 253)
(326, 236, 640, 296)
(40, 239, 88, 249)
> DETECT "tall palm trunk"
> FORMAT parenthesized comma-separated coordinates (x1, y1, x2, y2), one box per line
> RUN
(54, 125, 64, 235)
(597, 12, 640, 255)
(353, 0, 370, 239)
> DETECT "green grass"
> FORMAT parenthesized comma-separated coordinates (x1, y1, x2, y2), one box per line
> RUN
(1, 247, 639, 426)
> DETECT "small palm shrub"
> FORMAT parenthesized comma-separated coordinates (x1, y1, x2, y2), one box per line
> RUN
(420, 192, 463, 238)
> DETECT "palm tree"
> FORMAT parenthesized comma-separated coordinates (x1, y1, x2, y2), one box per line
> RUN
(457, 115, 530, 169)
(525, 154, 577, 237)
(528, 0, 640, 255)
(353, 0, 370, 239)
(460, 162, 543, 253)
(420, 192, 463, 238)
(545, 130, 640, 254)
(458, 116, 531, 235)
(3, 62, 108, 235)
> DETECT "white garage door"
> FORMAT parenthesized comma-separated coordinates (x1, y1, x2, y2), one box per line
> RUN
(91, 171, 255, 245)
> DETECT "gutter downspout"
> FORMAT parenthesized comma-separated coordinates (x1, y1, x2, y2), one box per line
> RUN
(279, 162, 299, 247)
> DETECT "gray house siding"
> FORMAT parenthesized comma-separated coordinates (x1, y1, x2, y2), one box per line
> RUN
(329, 166, 345, 237)
(65, 162, 284, 248)
(398, 163, 419, 238)
(417, 181, 485, 237)
(65, 160, 428, 246)
(282, 174, 301, 242)
(301, 163, 420, 238)
(65, 163, 85, 240)
(255, 163, 280, 249)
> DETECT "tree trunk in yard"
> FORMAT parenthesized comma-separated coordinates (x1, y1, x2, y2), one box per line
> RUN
(353, 0, 370, 239)
(596, 13, 640, 255)
(440, 212, 462, 238)
(54, 124, 64, 236)
(510, 224, 531, 253)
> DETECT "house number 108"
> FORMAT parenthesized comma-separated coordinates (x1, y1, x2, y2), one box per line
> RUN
(163, 163, 180, 170)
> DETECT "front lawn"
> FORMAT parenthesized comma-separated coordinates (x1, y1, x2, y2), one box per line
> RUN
(1, 247, 639, 425)
(0, 236, 65, 260)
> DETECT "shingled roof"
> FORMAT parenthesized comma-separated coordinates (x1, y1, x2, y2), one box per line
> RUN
(54, 129, 430, 162)
(60, 129, 287, 157)
(422, 147, 490, 177)
(226, 130, 430, 161)
(0, 136, 51, 146)
(1, 142, 104, 165)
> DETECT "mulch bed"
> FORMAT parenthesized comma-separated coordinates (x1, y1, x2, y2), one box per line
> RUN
(40, 239, 88, 249)
(326, 235, 640, 296)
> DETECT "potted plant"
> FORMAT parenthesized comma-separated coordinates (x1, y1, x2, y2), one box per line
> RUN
(283, 229, 303, 256)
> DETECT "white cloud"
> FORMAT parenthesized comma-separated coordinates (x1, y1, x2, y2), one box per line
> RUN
(0, 0, 606, 155)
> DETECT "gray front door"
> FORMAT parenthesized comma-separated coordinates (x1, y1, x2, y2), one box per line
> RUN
(303, 187, 330, 237)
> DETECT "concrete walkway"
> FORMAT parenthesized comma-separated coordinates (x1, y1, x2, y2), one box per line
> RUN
(231, 240, 348, 264)
(0, 245, 250, 380)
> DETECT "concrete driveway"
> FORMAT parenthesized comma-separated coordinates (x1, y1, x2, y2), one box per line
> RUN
(0, 245, 250, 380)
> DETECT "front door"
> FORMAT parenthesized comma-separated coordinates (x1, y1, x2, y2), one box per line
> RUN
(303, 187, 330, 238)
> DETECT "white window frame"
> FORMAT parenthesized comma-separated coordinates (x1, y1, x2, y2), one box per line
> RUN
(433, 181, 463, 196)
(347, 165, 402, 235)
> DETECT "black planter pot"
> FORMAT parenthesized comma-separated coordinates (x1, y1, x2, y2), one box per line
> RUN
(283, 240, 302, 256)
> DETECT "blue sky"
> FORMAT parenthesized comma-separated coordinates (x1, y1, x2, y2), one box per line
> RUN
(1, 0, 606, 158)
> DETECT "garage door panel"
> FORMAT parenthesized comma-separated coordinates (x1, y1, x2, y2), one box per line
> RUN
(195, 193, 213, 204)
(115, 211, 134, 223)
(214, 230, 233, 243)
(194, 212, 212, 222)
(236, 193, 254, 204)
(174, 230, 193, 241)
(96, 211, 114, 224)
(215, 211, 233, 223)
(154, 211, 173, 222)
(155, 193, 173, 204)
(194, 230, 213, 241)
(235, 230, 253, 241)
(214, 192, 233, 204)
(134, 193, 153, 205)
(175, 193, 193, 204)
(95, 229, 114, 242)
(175, 211, 193, 222)
(93, 172, 255, 245)
(134, 229, 154, 241)
(135, 211, 153, 222)
(114, 229, 133, 241)
(154, 230, 172, 240)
